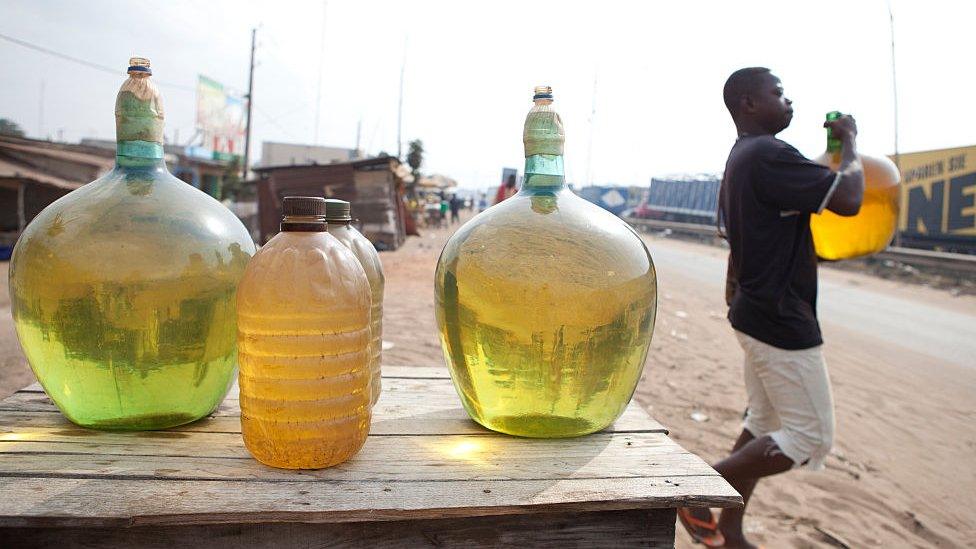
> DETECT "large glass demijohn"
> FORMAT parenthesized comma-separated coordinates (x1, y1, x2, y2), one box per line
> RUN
(811, 111, 901, 260)
(8, 58, 256, 430)
(434, 86, 658, 438)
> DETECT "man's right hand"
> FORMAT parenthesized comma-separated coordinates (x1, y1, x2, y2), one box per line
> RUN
(825, 114, 858, 142)
(824, 113, 865, 217)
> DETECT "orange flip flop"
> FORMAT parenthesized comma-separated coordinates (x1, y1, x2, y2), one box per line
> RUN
(677, 507, 726, 548)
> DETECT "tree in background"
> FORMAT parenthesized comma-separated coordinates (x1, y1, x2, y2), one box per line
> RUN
(221, 157, 254, 201)
(407, 139, 424, 182)
(0, 119, 26, 138)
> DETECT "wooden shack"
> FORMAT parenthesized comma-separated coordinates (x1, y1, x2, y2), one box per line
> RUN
(254, 156, 408, 250)
(0, 136, 113, 255)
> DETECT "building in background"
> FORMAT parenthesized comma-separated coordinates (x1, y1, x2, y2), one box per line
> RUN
(253, 156, 407, 250)
(259, 141, 362, 168)
(0, 135, 242, 256)
(81, 138, 231, 197)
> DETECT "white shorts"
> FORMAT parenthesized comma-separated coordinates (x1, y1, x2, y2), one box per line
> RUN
(735, 330, 835, 470)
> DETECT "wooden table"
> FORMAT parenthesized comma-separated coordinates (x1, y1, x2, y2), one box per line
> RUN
(0, 366, 740, 548)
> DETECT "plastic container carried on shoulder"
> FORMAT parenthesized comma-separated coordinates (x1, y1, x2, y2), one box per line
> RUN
(811, 111, 901, 260)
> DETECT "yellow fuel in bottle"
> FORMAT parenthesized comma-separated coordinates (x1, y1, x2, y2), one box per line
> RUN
(811, 111, 901, 260)
(434, 87, 657, 438)
(325, 199, 384, 406)
(237, 197, 371, 469)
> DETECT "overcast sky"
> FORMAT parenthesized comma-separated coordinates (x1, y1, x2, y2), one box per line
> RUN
(1, 0, 972, 189)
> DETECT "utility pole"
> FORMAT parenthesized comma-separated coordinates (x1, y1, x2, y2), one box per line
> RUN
(242, 28, 256, 180)
(586, 69, 598, 187)
(888, 1, 902, 247)
(314, 1, 327, 144)
(355, 117, 362, 157)
(38, 80, 45, 139)
(397, 36, 407, 160)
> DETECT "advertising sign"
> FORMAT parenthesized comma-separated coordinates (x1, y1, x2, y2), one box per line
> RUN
(196, 75, 246, 156)
(894, 145, 976, 250)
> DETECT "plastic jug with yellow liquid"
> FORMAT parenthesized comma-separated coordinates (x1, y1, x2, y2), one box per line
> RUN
(811, 111, 901, 260)
(237, 197, 371, 469)
(325, 199, 384, 406)
(434, 87, 658, 438)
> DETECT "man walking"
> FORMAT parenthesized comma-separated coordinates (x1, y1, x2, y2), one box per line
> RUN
(678, 67, 864, 548)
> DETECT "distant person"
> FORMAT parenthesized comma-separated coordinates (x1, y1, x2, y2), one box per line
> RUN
(449, 195, 462, 224)
(439, 197, 449, 227)
(678, 67, 864, 548)
(478, 193, 488, 212)
(494, 174, 517, 205)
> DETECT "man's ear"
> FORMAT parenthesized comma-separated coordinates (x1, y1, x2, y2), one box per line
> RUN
(741, 95, 755, 114)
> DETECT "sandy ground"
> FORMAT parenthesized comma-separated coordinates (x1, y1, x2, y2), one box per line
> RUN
(2, 210, 974, 547)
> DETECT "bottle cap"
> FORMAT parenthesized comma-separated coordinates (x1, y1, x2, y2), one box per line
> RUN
(128, 57, 152, 76)
(281, 196, 327, 231)
(533, 86, 553, 100)
(283, 196, 326, 217)
(324, 199, 352, 222)
(826, 110, 842, 121)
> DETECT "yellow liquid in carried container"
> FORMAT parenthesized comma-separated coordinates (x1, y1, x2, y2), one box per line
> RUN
(811, 150, 901, 261)
(328, 222, 384, 406)
(237, 228, 371, 469)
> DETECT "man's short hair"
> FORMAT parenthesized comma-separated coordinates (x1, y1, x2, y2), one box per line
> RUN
(723, 67, 771, 116)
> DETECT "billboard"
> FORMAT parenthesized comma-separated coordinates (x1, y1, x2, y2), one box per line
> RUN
(196, 75, 246, 156)
(894, 145, 976, 250)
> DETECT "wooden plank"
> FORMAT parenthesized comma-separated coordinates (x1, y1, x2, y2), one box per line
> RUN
(0, 508, 677, 548)
(0, 476, 739, 527)
(10, 365, 452, 397)
(2, 377, 669, 435)
(0, 432, 711, 482)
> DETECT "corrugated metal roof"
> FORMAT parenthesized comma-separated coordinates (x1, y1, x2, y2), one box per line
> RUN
(0, 158, 84, 190)
(0, 140, 114, 171)
(254, 155, 398, 173)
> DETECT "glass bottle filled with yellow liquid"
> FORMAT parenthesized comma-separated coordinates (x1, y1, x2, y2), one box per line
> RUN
(811, 111, 901, 260)
(8, 58, 255, 430)
(325, 199, 384, 406)
(434, 86, 658, 438)
(237, 197, 371, 469)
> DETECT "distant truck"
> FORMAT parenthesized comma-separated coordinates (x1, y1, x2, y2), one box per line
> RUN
(626, 176, 721, 225)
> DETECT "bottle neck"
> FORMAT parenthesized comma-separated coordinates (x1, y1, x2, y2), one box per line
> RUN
(522, 154, 565, 191)
(826, 134, 842, 154)
(116, 140, 166, 169)
(281, 215, 327, 232)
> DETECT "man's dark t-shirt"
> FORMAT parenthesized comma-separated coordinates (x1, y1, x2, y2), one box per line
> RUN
(721, 135, 838, 350)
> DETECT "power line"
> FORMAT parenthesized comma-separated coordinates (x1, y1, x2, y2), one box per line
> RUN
(0, 32, 195, 92)
(253, 105, 301, 141)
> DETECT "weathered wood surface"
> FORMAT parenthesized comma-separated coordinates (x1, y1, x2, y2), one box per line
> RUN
(0, 365, 739, 532)
(5, 368, 669, 436)
(0, 509, 677, 549)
